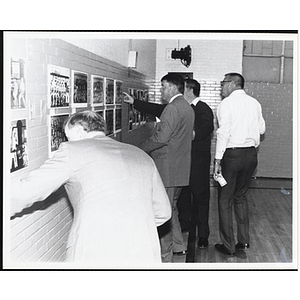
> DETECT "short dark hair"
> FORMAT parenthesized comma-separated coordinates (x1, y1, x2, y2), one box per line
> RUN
(185, 79, 201, 97)
(161, 73, 184, 93)
(65, 111, 106, 133)
(224, 73, 245, 89)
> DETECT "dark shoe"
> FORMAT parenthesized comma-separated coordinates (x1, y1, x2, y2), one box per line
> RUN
(215, 244, 235, 256)
(173, 250, 188, 256)
(198, 238, 208, 248)
(235, 242, 250, 250)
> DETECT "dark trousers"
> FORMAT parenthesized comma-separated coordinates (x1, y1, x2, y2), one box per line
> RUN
(177, 150, 211, 239)
(218, 147, 258, 253)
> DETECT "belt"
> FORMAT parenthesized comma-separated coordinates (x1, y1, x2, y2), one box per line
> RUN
(227, 146, 255, 150)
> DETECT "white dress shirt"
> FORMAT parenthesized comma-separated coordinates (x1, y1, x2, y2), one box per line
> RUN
(190, 97, 201, 106)
(215, 89, 266, 160)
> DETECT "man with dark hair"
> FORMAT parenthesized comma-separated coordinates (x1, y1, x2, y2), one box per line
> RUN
(214, 73, 265, 256)
(124, 78, 214, 249)
(179, 79, 214, 249)
(139, 74, 194, 262)
(11, 110, 172, 266)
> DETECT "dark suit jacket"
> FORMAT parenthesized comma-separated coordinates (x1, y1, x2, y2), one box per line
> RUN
(192, 100, 214, 153)
(134, 99, 165, 117)
(139, 95, 194, 187)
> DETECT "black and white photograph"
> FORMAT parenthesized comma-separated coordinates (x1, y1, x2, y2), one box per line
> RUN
(105, 108, 114, 135)
(48, 64, 70, 108)
(105, 77, 114, 105)
(2, 30, 298, 286)
(50, 114, 69, 153)
(91, 75, 104, 106)
(11, 58, 26, 109)
(10, 119, 28, 172)
(72, 71, 88, 106)
(115, 80, 123, 104)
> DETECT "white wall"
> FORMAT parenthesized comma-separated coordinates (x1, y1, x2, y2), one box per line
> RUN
(155, 39, 243, 82)
(61, 37, 156, 80)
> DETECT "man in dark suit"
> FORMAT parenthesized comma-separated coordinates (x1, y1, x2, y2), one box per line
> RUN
(139, 74, 194, 262)
(180, 79, 214, 249)
(124, 78, 214, 249)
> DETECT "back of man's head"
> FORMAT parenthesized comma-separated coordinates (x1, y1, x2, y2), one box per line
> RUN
(185, 79, 201, 97)
(224, 73, 245, 89)
(65, 111, 106, 133)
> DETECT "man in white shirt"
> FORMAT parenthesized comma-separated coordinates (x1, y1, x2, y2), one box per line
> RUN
(214, 73, 266, 256)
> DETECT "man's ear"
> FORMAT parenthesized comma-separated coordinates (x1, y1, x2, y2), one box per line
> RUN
(78, 126, 87, 138)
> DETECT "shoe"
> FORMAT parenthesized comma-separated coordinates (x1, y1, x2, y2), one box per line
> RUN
(173, 250, 188, 255)
(215, 244, 235, 256)
(235, 242, 250, 250)
(198, 238, 208, 248)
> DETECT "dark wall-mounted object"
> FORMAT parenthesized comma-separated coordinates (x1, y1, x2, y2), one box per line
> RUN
(171, 45, 192, 68)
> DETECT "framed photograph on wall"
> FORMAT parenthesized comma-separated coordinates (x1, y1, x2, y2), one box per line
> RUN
(11, 58, 26, 109)
(105, 78, 114, 105)
(50, 114, 69, 155)
(48, 64, 70, 108)
(115, 80, 123, 104)
(115, 108, 122, 132)
(128, 103, 133, 132)
(10, 119, 28, 173)
(92, 75, 104, 106)
(105, 109, 114, 136)
(72, 71, 88, 107)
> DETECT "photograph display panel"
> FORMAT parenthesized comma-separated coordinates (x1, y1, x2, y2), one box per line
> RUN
(11, 58, 26, 109)
(127, 88, 148, 131)
(115, 108, 122, 131)
(105, 109, 114, 135)
(72, 71, 88, 105)
(105, 78, 114, 105)
(50, 114, 69, 153)
(92, 75, 104, 106)
(115, 80, 123, 104)
(10, 119, 28, 173)
(49, 65, 70, 108)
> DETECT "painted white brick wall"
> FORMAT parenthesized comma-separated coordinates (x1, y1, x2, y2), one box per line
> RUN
(7, 37, 155, 266)
(10, 196, 73, 263)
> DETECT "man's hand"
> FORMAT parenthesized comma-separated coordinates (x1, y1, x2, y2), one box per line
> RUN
(213, 159, 222, 176)
(123, 92, 134, 104)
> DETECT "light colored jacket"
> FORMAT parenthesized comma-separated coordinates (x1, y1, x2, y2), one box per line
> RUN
(11, 136, 171, 266)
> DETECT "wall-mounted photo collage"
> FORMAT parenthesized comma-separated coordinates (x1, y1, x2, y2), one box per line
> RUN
(127, 88, 149, 132)
(10, 57, 28, 173)
(48, 64, 124, 154)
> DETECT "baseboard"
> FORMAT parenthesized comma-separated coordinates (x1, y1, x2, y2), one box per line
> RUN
(210, 176, 292, 190)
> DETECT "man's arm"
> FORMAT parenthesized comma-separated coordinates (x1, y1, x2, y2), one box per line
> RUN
(123, 92, 165, 117)
(139, 104, 177, 154)
(11, 143, 70, 216)
(194, 102, 214, 141)
(134, 99, 165, 117)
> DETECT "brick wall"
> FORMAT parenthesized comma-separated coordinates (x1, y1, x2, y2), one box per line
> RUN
(9, 187, 73, 263)
(7, 38, 154, 265)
